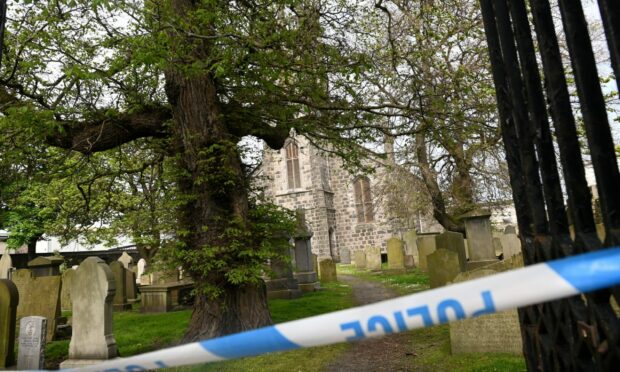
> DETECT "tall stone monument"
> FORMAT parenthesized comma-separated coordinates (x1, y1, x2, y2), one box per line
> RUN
(462, 210, 498, 270)
(0, 251, 12, 279)
(0, 279, 18, 368)
(17, 316, 47, 370)
(387, 237, 405, 270)
(292, 210, 319, 292)
(60, 257, 118, 368)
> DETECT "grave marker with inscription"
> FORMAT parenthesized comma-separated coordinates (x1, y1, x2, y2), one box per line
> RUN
(366, 247, 382, 270)
(416, 235, 437, 272)
(353, 251, 366, 269)
(434, 231, 467, 272)
(387, 238, 405, 270)
(427, 249, 461, 288)
(318, 258, 337, 282)
(17, 316, 47, 370)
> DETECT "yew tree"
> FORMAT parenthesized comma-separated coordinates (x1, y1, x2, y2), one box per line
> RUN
(0, 0, 373, 340)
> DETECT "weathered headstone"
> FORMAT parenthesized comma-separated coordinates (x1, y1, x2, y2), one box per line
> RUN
(434, 231, 467, 272)
(117, 252, 134, 270)
(493, 237, 503, 257)
(403, 230, 419, 266)
(503, 225, 516, 235)
(340, 248, 351, 264)
(404, 255, 415, 268)
(265, 255, 301, 300)
(292, 210, 319, 292)
(353, 251, 366, 269)
(60, 269, 76, 311)
(462, 210, 498, 270)
(427, 249, 461, 288)
(387, 237, 405, 270)
(0, 251, 12, 279)
(416, 235, 437, 272)
(109, 261, 131, 311)
(125, 270, 138, 302)
(312, 253, 319, 274)
(366, 247, 382, 270)
(450, 269, 523, 355)
(318, 258, 337, 282)
(12, 268, 61, 342)
(136, 258, 147, 285)
(27, 256, 63, 277)
(0, 279, 18, 368)
(499, 233, 522, 259)
(60, 257, 118, 368)
(17, 316, 47, 370)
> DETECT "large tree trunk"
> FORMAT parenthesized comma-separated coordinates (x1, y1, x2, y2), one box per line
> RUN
(165, 66, 272, 341)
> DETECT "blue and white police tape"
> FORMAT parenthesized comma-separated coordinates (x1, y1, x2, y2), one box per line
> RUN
(71, 247, 620, 372)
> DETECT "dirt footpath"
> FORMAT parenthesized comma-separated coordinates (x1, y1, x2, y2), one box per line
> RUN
(325, 275, 416, 372)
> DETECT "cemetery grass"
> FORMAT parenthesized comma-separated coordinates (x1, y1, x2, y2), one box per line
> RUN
(174, 281, 354, 371)
(337, 264, 527, 371)
(44, 282, 354, 371)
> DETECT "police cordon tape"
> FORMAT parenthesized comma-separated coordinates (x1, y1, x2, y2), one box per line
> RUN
(68, 247, 620, 372)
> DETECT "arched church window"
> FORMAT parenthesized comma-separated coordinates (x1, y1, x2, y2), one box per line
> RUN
(285, 142, 301, 189)
(353, 177, 374, 223)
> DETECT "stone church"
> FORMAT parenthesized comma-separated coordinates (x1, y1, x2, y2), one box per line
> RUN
(259, 135, 396, 261)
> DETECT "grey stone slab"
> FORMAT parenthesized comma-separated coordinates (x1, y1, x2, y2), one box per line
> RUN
(0, 279, 18, 368)
(500, 234, 522, 259)
(353, 251, 366, 269)
(17, 316, 47, 370)
(340, 248, 351, 264)
(403, 230, 419, 264)
(463, 211, 496, 261)
(61, 257, 117, 367)
(109, 261, 131, 311)
(61, 269, 76, 311)
(136, 259, 147, 285)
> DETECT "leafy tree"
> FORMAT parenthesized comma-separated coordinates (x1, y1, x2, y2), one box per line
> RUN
(0, 0, 375, 340)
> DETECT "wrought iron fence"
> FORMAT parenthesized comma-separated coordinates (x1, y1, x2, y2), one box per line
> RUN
(479, 0, 620, 369)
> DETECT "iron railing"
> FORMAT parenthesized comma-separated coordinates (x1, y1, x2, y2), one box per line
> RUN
(480, 0, 620, 369)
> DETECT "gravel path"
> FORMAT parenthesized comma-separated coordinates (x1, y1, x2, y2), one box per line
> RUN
(325, 274, 416, 372)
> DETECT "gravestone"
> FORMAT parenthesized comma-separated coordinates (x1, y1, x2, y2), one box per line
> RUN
(61, 269, 76, 311)
(450, 268, 522, 355)
(12, 269, 61, 342)
(0, 279, 18, 368)
(504, 225, 516, 235)
(387, 238, 405, 270)
(312, 254, 319, 274)
(292, 210, 319, 292)
(403, 230, 419, 267)
(462, 210, 498, 270)
(125, 270, 138, 302)
(366, 247, 382, 270)
(60, 257, 118, 369)
(27, 256, 63, 277)
(109, 262, 131, 311)
(500, 233, 522, 259)
(136, 258, 147, 285)
(493, 237, 503, 257)
(353, 251, 366, 269)
(17, 316, 47, 370)
(340, 248, 351, 264)
(265, 255, 301, 300)
(0, 251, 12, 279)
(117, 252, 134, 270)
(416, 235, 437, 272)
(434, 231, 467, 272)
(427, 249, 461, 289)
(318, 258, 337, 282)
(404, 255, 415, 268)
